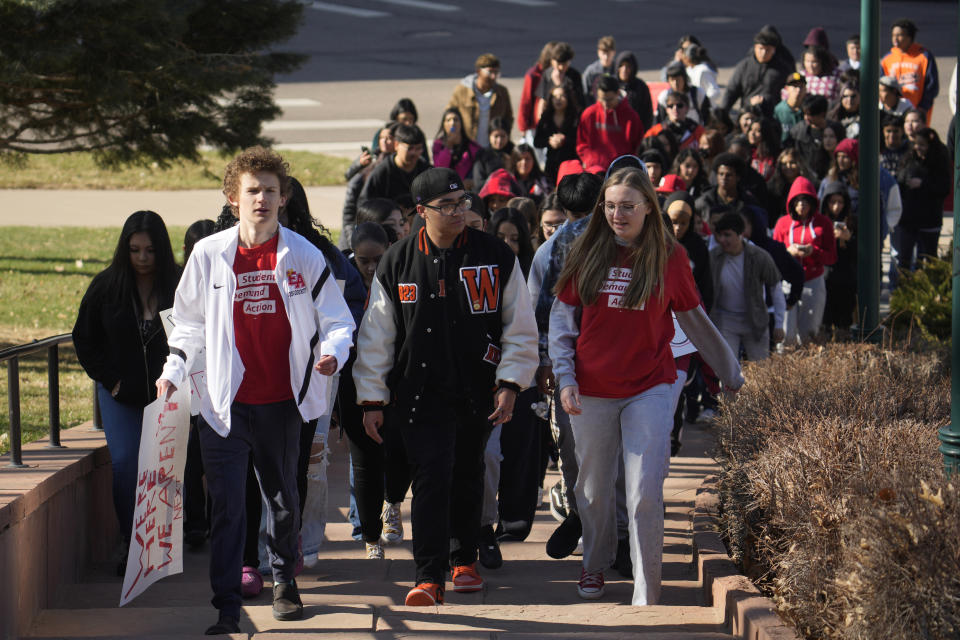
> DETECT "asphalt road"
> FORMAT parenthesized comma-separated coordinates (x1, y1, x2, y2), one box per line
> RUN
(280, 0, 957, 83)
(264, 0, 958, 158)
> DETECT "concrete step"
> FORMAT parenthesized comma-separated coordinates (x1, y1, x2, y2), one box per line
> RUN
(26, 422, 735, 638)
(28, 602, 728, 638)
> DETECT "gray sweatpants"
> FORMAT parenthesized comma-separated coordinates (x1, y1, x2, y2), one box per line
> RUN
(570, 384, 673, 606)
(783, 274, 825, 345)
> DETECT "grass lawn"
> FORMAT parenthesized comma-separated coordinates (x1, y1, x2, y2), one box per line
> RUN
(0, 224, 341, 455)
(0, 150, 351, 190)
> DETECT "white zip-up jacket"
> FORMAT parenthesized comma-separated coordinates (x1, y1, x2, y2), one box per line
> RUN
(160, 226, 355, 436)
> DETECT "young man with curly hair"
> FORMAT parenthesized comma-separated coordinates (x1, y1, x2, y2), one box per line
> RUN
(158, 146, 355, 634)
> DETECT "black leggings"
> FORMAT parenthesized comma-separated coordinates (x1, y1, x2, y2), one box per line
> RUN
(339, 361, 411, 544)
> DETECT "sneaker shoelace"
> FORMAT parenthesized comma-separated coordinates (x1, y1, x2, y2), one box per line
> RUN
(579, 569, 603, 589)
(383, 504, 401, 532)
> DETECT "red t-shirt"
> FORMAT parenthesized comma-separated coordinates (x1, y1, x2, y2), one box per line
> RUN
(232, 234, 293, 404)
(557, 244, 700, 398)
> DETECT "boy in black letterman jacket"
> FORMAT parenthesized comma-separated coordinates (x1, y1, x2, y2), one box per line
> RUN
(353, 168, 539, 606)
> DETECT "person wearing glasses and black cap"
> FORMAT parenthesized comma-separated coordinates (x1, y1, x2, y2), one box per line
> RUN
(353, 167, 538, 607)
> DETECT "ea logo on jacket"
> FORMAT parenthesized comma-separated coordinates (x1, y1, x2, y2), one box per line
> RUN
(459, 266, 500, 314)
(286, 269, 307, 296)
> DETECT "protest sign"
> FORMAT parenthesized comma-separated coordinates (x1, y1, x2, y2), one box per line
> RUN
(160, 307, 206, 416)
(119, 386, 190, 606)
(670, 312, 697, 357)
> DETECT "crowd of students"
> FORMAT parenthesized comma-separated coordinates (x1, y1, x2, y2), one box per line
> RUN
(70, 17, 954, 634)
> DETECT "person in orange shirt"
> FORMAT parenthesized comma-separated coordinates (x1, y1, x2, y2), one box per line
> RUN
(881, 18, 939, 121)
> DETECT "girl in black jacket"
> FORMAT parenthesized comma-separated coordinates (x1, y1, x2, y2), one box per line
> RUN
(895, 127, 951, 271)
(72, 210, 179, 566)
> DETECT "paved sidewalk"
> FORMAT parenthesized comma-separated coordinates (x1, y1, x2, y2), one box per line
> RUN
(25, 420, 733, 639)
(0, 186, 347, 232)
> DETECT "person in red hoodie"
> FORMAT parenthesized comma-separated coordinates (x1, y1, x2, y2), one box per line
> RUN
(576, 75, 643, 172)
(772, 176, 837, 345)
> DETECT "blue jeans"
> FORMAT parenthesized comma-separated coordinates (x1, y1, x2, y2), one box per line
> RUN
(96, 383, 144, 542)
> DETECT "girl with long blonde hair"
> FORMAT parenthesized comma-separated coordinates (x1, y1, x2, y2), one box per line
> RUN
(549, 167, 742, 606)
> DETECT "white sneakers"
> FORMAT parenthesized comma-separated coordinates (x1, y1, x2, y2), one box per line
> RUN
(381, 502, 403, 545)
(365, 542, 385, 559)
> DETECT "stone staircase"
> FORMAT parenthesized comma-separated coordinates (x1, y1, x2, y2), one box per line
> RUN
(25, 421, 734, 639)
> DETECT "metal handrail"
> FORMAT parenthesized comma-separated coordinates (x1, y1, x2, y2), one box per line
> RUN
(1, 334, 100, 468)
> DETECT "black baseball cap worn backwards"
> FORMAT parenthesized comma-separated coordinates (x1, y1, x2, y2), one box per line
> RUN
(412, 168, 464, 205)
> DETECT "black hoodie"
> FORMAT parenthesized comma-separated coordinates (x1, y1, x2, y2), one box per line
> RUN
(615, 51, 653, 131)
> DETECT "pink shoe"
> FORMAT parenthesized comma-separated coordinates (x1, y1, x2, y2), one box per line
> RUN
(241, 565, 263, 598)
(294, 535, 304, 577)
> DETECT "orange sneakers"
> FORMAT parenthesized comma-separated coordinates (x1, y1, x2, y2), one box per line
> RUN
(405, 582, 444, 606)
(451, 563, 484, 592)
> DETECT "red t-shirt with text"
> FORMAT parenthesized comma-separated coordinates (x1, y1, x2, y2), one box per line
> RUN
(557, 244, 700, 398)
(232, 234, 293, 404)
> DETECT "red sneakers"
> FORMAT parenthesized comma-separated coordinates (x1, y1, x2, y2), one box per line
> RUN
(577, 568, 605, 599)
(451, 562, 484, 593)
(405, 582, 444, 606)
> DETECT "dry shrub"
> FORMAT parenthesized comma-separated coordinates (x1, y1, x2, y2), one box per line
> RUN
(715, 343, 957, 639)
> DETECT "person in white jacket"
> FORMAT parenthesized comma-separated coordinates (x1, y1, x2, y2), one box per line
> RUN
(157, 147, 354, 635)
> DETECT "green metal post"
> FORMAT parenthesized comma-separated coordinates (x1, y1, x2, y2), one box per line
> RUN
(938, 1, 960, 477)
(857, 0, 881, 338)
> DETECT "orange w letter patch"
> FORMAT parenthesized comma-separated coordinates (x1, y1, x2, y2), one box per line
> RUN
(459, 266, 500, 314)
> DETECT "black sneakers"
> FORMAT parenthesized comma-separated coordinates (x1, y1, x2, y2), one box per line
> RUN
(272, 581, 304, 621)
(477, 524, 503, 569)
(204, 613, 240, 635)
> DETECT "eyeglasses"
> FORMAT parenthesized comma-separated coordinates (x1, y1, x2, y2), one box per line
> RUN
(422, 196, 472, 217)
(666, 103, 686, 110)
(541, 220, 564, 231)
(603, 201, 648, 215)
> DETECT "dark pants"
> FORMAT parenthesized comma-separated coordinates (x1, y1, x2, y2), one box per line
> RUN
(183, 416, 208, 537)
(398, 395, 490, 585)
(199, 399, 301, 620)
(339, 363, 410, 544)
(496, 387, 541, 537)
(894, 225, 941, 271)
(243, 418, 319, 567)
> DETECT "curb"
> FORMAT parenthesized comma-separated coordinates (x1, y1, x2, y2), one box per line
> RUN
(692, 475, 801, 640)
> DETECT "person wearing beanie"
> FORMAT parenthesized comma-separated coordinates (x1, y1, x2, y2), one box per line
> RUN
(719, 26, 793, 117)
(881, 18, 939, 121)
(576, 75, 644, 171)
(447, 53, 514, 147)
(772, 176, 837, 344)
(818, 137, 860, 210)
(353, 167, 538, 606)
